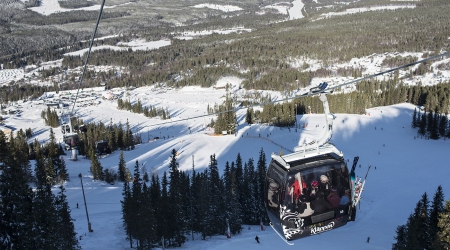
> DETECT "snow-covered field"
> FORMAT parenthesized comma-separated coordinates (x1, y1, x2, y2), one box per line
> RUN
(63, 39, 171, 57)
(0, 69, 23, 85)
(318, 4, 416, 20)
(192, 3, 243, 13)
(28, 0, 132, 16)
(3, 74, 450, 249)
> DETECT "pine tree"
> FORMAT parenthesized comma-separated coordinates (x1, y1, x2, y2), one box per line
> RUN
(46, 128, 69, 184)
(139, 182, 155, 248)
(427, 111, 434, 137)
(419, 111, 427, 136)
(206, 154, 225, 237)
(168, 149, 187, 246)
(438, 115, 447, 138)
(130, 160, 144, 248)
(121, 181, 134, 248)
(54, 185, 80, 249)
(150, 174, 163, 242)
(107, 119, 118, 152)
(392, 225, 408, 250)
(430, 186, 445, 249)
(405, 193, 430, 250)
(246, 108, 253, 124)
(32, 185, 59, 249)
(234, 153, 245, 224)
(124, 119, 134, 150)
(225, 160, 243, 234)
(34, 140, 47, 187)
(256, 148, 267, 222)
(118, 150, 126, 182)
(0, 132, 35, 249)
(159, 172, 171, 245)
(89, 147, 104, 180)
(412, 108, 417, 128)
(437, 200, 450, 249)
(430, 113, 440, 140)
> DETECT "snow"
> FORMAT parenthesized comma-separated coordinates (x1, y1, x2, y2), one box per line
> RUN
(28, 0, 132, 16)
(288, 0, 305, 20)
(192, 4, 243, 13)
(318, 5, 416, 20)
(4, 73, 450, 249)
(173, 27, 252, 40)
(63, 39, 171, 57)
(289, 52, 450, 88)
(0, 69, 23, 85)
(262, 0, 305, 20)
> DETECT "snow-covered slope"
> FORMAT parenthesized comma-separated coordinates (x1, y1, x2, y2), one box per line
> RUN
(4, 82, 450, 249)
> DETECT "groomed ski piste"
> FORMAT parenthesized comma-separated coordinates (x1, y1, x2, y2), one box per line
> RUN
(3, 77, 450, 249)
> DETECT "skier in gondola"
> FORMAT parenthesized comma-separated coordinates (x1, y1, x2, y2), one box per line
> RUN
(255, 235, 260, 243)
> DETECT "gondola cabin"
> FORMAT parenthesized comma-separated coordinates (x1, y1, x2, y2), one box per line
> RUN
(96, 140, 111, 155)
(63, 134, 80, 150)
(265, 143, 354, 241)
(61, 123, 71, 134)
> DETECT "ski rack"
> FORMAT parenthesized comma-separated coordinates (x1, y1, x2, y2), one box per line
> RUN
(352, 165, 371, 208)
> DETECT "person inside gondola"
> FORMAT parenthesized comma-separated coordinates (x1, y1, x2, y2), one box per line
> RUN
(310, 180, 319, 199)
(267, 179, 280, 208)
(319, 174, 331, 197)
(327, 187, 341, 208)
(310, 191, 332, 213)
(340, 189, 351, 205)
(292, 172, 306, 203)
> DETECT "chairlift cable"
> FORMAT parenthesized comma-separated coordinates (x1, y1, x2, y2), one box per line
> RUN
(144, 51, 450, 128)
(70, 0, 106, 116)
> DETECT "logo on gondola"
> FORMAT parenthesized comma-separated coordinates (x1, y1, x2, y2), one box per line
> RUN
(310, 222, 335, 235)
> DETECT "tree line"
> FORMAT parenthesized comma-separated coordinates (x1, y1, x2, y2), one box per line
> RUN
(392, 186, 450, 250)
(41, 106, 60, 127)
(241, 81, 450, 130)
(411, 108, 450, 140)
(117, 98, 171, 120)
(121, 148, 267, 249)
(0, 129, 79, 250)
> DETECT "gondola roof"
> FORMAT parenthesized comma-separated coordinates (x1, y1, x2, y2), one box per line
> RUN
(271, 143, 343, 170)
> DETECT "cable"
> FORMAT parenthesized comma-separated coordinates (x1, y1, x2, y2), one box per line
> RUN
(70, 0, 107, 116)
